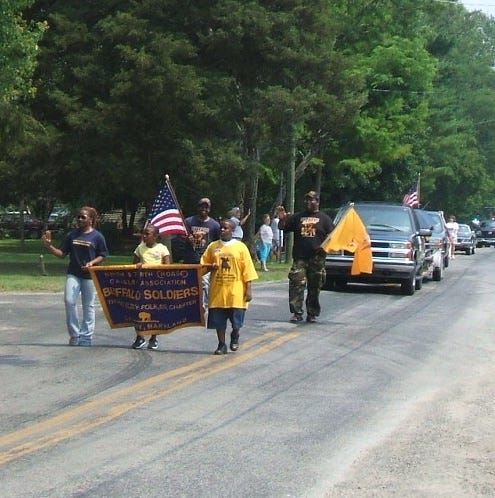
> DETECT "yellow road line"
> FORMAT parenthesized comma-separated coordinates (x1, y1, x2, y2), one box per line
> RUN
(0, 330, 299, 466)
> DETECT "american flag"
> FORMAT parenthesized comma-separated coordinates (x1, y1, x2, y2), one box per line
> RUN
(402, 181, 419, 208)
(147, 181, 188, 236)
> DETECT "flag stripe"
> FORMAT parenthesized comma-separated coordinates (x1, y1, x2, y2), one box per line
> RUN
(402, 180, 419, 208)
(147, 182, 188, 237)
(403, 193, 418, 207)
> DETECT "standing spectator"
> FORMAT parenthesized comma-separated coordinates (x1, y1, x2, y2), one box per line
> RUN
(228, 206, 251, 241)
(255, 213, 273, 272)
(131, 225, 170, 350)
(42, 206, 108, 346)
(271, 208, 284, 262)
(200, 219, 258, 354)
(277, 191, 334, 323)
(446, 215, 459, 260)
(181, 197, 221, 309)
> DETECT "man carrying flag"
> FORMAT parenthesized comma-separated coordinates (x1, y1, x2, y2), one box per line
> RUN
(277, 191, 334, 324)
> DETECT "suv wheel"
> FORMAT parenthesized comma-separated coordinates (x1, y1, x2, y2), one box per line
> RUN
(401, 274, 416, 295)
(322, 275, 334, 291)
(433, 266, 442, 281)
(415, 275, 423, 290)
(334, 278, 348, 291)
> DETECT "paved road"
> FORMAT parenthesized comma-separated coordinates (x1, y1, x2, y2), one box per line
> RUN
(0, 249, 494, 497)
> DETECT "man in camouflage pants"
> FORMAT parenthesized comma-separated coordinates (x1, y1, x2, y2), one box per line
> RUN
(277, 191, 334, 323)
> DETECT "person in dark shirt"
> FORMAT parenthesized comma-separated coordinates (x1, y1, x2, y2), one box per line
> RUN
(277, 191, 334, 323)
(182, 198, 221, 264)
(42, 206, 108, 346)
(181, 198, 221, 310)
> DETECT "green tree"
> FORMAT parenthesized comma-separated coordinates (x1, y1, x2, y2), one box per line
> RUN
(423, 7, 495, 218)
(0, 0, 47, 222)
(0, 0, 45, 104)
(16, 0, 495, 229)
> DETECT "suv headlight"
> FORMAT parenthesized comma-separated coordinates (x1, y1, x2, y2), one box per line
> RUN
(389, 241, 413, 259)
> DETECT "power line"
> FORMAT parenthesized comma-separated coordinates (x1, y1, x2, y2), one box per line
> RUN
(433, 0, 495, 7)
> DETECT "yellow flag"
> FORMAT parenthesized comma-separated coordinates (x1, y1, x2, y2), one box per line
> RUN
(321, 207, 373, 275)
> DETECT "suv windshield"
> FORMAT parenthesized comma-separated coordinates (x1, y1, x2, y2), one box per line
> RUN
(337, 204, 414, 232)
(480, 220, 495, 229)
(457, 224, 471, 235)
(422, 211, 445, 236)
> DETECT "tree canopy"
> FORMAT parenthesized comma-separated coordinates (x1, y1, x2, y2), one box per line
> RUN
(1, 0, 495, 228)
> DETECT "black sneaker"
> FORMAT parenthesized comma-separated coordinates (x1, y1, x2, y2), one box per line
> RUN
(306, 314, 317, 323)
(148, 337, 158, 350)
(132, 336, 146, 349)
(290, 313, 303, 323)
(230, 332, 240, 352)
(214, 343, 227, 355)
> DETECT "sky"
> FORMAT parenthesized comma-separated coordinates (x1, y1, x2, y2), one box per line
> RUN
(461, 0, 495, 17)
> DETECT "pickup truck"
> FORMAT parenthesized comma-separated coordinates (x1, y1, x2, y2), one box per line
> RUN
(324, 202, 431, 295)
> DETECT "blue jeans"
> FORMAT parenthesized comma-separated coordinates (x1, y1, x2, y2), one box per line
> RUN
(202, 271, 211, 309)
(64, 274, 96, 341)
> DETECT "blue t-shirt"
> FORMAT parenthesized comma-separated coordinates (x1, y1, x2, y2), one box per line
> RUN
(182, 215, 221, 263)
(60, 229, 109, 279)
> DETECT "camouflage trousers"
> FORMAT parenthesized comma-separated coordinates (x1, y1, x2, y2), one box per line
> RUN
(288, 254, 326, 317)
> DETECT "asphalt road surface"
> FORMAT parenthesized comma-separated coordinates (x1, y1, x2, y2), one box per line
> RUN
(0, 249, 494, 497)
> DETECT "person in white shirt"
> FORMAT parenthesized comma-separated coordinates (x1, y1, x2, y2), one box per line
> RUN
(271, 209, 284, 262)
(228, 206, 250, 240)
(446, 215, 459, 259)
(256, 214, 274, 271)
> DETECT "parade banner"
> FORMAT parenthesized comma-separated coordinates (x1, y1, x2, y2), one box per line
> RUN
(89, 265, 205, 334)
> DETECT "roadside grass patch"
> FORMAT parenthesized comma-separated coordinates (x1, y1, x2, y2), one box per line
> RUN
(0, 239, 289, 292)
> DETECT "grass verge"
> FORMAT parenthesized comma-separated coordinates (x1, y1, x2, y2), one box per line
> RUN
(0, 239, 289, 292)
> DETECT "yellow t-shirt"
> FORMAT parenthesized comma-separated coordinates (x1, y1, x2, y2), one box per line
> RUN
(134, 242, 170, 264)
(201, 239, 258, 309)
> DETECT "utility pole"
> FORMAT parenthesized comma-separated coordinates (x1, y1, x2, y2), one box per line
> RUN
(286, 121, 296, 264)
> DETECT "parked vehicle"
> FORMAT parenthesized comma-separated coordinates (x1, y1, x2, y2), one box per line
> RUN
(475, 218, 495, 247)
(455, 224, 476, 255)
(415, 209, 451, 281)
(324, 202, 431, 295)
(0, 212, 43, 239)
(46, 212, 71, 235)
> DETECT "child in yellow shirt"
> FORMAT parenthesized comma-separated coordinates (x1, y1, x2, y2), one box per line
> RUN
(201, 220, 258, 354)
(131, 225, 170, 350)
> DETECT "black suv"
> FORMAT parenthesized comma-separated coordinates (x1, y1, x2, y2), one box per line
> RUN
(476, 219, 495, 247)
(325, 202, 430, 295)
(415, 209, 450, 281)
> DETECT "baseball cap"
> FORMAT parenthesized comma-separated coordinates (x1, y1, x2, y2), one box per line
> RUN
(197, 197, 211, 207)
(304, 191, 319, 201)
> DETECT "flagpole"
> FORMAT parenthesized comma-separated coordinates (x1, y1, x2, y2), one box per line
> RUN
(417, 173, 421, 208)
(164, 174, 190, 235)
